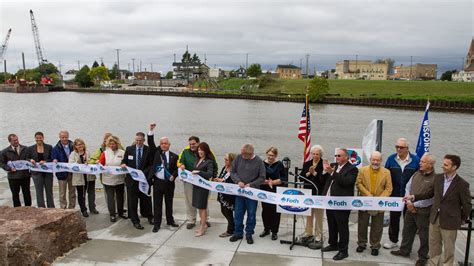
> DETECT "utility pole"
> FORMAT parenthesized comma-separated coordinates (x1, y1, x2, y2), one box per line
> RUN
(115, 49, 120, 79)
(204, 53, 207, 65)
(245, 53, 248, 70)
(355, 54, 358, 78)
(58, 60, 62, 75)
(3, 60, 6, 79)
(410, 55, 413, 80)
(139, 60, 142, 72)
(128, 63, 130, 72)
(174, 53, 176, 63)
(22, 52, 26, 79)
(77, 60, 80, 70)
(131, 58, 135, 76)
(305, 54, 310, 77)
(150, 63, 153, 72)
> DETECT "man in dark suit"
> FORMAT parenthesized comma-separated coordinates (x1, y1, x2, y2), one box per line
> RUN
(121, 132, 153, 230)
(148, 125, 179, 233)
(0, 134, 31, 207)
(321, 148, 359, 261)
(428, 154, 471, 266)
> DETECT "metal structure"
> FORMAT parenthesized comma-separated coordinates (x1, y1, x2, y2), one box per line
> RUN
(0, 28, 12, 62)
(29, 10, 47, 66)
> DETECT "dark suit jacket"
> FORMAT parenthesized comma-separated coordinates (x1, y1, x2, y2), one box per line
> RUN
(122, 144, 153, 187)
(193, 158, 214, 180)
(430, 173, 472, 230)
(26, 144, 53, 162)
(322, 162, 359, 197)
(148, 149, 179, 182)
(300, 159, 325, 195)
(0, 145, 30, 179)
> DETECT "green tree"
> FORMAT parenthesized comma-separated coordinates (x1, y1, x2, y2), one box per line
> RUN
(191, 53, 200, 64)
(92, 61, 99, 68)
(38, 63, 59, 75)
(247, 63, 262, 77)
(0, 72, 12, 83)
(440, 70, 456, 81)
(109, 63, 119, 80)
(308, 76, 329, 102)
(165, 71, 173, 79)
(75, 65, 94, 87)
(181, 51, 191, 63)
(88, 66, 110, 84)
(15, 69, 41, 83)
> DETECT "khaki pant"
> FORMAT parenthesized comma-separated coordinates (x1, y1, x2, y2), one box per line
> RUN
(428, 217, 458, 266)
(357, 211, 384, 250)
(58, 174, 76, 209)
(183, 182, 209, 224)
(305, 208, 324, 241)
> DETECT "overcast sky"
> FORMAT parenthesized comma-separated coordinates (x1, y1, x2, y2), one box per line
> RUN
(1, 0, 473, 74)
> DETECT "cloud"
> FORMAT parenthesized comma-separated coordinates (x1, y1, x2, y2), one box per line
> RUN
(0, 0, 472, 74)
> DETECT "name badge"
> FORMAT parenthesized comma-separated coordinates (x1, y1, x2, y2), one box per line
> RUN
(128, 155, 134, 160)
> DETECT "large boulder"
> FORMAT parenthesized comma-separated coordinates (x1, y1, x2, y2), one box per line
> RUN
(0, 206, 88, 265)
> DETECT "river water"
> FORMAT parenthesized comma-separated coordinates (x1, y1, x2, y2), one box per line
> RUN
(0, 92, 473, 193)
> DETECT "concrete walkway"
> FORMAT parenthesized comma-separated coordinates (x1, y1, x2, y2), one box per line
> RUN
(0, 177, 472, 265)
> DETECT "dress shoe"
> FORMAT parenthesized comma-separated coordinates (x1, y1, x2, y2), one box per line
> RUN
(390, 250, 409, 257)
(383, 241, 398, 249)
(271, 233, 278, 241)
(356, 246, 366, 253)
(308, 240, 322, 250)
(90, 209, 99, 214)
(259, 230, 270, 238)
(333, 251, 348, 261)
(371, 249, 379, 256)
(110, 216, 117, 222)
(229, 235, 243, 242)
(82, 211, 89, 217)
(322, 245, 338, 252)
(246, 236, 254, 244)
(133, 223, 144, 230)
(152, 225, 160, 233)
(219, 232, 233, 238)
(167, 222, 179, 228)
(148, 217, 154, 225)
(186, 223, 196, 229)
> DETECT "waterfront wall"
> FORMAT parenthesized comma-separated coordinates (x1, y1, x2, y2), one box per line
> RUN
(62, 88, 473, 113)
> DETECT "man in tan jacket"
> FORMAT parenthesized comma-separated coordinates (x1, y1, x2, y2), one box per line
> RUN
(356, 151, 393, 256)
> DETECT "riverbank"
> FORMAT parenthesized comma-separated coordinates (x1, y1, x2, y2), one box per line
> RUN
(62, 87, 474, 113)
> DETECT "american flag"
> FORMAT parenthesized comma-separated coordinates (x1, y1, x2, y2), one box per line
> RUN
(298, 95, 311, 162)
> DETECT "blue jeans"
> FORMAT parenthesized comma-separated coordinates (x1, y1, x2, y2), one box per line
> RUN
(233, 196, 257, 237)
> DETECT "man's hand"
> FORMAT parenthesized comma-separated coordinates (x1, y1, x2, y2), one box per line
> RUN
(169, 176, 175, 182)
(180, 165, 185, 170)
(324, 165, 334, 174)
(53, 159, 58, 163)
(30, 159, 36, 165)
(406, 201, 417, 213)
(403, 195, 415, 202)
(238, 182, 245, 188)
(245, 184, 250, 188)
(120, 164, 127, 168)
(39, 160, 46, 165)
(10, 168, 16, 172)
(150, 123, 156, 131)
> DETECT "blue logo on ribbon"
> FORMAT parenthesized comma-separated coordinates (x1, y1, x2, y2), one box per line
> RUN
(40, 165, 49, 170)
(378, 200, 385, 207)
(328, 200, 334, 206)
(303, 198, 314, 206)
(72, 166, 80, 172)
(352, 199, 363, 207)
(215, 184, 225, 192)
(130, 171, 139, 179)
(180, 172, 188, 179)
(257, 193, 267, 200)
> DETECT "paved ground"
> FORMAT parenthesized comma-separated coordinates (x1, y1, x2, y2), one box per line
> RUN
(0, 177, 472, 265)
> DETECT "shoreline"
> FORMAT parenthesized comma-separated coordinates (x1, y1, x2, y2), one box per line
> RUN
(56, 88, 474, 113)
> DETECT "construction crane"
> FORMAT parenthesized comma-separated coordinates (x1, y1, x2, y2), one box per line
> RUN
(0, 28, 11, 62)
(29, 10, 48, 66)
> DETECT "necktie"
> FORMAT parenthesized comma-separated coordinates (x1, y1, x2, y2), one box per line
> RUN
(162, 152, 169, 179)
(137, 148, 142, 169)
(14, 147, 19, 156)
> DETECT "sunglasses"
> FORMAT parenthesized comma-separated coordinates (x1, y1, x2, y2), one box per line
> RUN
(334, 154, 343, 157)
(395, 145, 408, 149)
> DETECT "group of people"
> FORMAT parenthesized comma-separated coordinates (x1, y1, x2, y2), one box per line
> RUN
(297, 138, 471, 265)
(0, 128, 471, 265)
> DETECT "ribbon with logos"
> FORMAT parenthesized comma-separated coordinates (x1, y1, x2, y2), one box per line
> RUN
(6, 160, 149, 196)
(177, 169, 404, 211)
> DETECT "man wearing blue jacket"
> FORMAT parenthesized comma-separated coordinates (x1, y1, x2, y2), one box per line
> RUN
(383, 138, 420, 249)
(52, 130, 76, 209)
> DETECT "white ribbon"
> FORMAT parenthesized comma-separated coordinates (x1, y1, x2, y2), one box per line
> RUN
(7, 160, 150, 196)
(178, 169, 404, 211)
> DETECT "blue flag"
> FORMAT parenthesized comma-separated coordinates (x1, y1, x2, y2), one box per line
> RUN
(416, 101, 430, 158)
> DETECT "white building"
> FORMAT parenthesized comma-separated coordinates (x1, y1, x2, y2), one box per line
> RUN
(452, 71, 474, 82)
